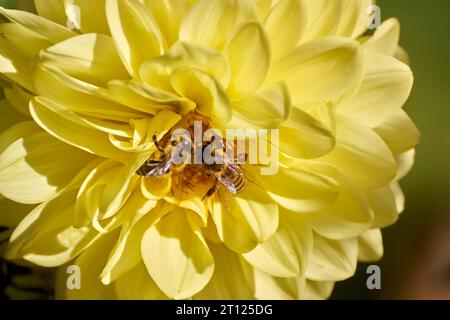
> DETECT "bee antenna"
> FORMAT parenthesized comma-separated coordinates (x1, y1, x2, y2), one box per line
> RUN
(152, 134, 164, 152)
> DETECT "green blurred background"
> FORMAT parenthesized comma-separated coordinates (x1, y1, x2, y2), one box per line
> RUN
(1, 0, 450, 300)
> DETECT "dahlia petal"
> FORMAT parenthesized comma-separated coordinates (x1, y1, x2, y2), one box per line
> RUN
(358, 229, 383, 262)
(0, 8, 76, 43)
(30, 97, 131, 161)
(0, 23, 50, 91)
(34, 0, 66, 26)
(170, 67, 232, 126)
(374, 110, 420, 155)
(0, 121, 40, 153)
(304, 279, 335, 300)
(258, 166, 339, 213)
(4, 84, 32, 116)
(305, 234, 358, 281)
(233, 182, 279, 244)
(265, 0, 306, 60)
(225, 22, 270, 99)
(69, 0, 110, 34)
(100, 199, 163, 285)
(362, 18, 400, 56)
(55, 231, 118, 300)
(194, 242, 254, 300)
(0, 196, 34, 228)
(144, 0, 193, 46)
(320, 117, 397, 189)
(0, 129, 93, 204)
(115, 262, 166, 300)
(279, 103, 335, 159)
(209, 195, 259, 253)
(39, 33, 129, 87)
(396, 149, 416, 180)
(243, 213, 312, 277)
(302, 0, 344, 41)
(98, 155, 143, 219)
(339, 52, 413, 128)
(179, 0, 258, 50)
(0, 99, 28, 134)
(33, 64, 146, 122)
(367, 185, 399, 229)
(251, 269, 306, 300)
(229, 82, 291, 129)
(106, 0, 166, 78)
(5, 190, 100, 267)
(269, 37, 363, 105)
(141, 209, 214, 300)
(335, 0, 373, 38)
(74, 160, 121, 227)
(108, 80, 195, 115)
(141, 176, 172, 201)
(307, 164, 373, 240)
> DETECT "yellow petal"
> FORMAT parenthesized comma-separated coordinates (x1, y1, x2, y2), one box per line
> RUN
(270, 37, 363, 105)
(335, 0, 373, 38)
(4, 83, 32, 116)
(100, 198, 164, 285)
(280, 102, 336, 159)
(115, 262, 166, 299)
(302, 0, 343, 41)
(250, 268, 306, 300)
(367, 185, 399, 229)
(0, 129, 93, 204)
(34, 0, 66, 26)
(320, 116, 397, 189)
(0, 99, 28, 134)
(106, 0, 166, 78)
(30, 97, 131, 162)
(179, 0, 258, 50)
(33, 65, 146, 121)
(265, 0, 306, 60)
(141, 209, 214, 299)
(258, 165, 339, 213)
(374, 109, 420, 155)
(0, 7, 76, 43)
(305, 234, 358, 281)
(194, 242, 254, 299)
(358, 229, 383, 262)
(225, 22, 270, 99)
(0, 23, 50, 91)
(39, 33, 129, 87)
(170, 67, 232, 126)
(362, 18, 400, 56)
(243, 212, 312, 277)
(69, 0, 110, 34)
(229, 82, 291, 129)
(108, 79, 195, 115)
(307, 163, 373, 240)
(339, 52, 413, 128)
(304, 279, 334, 300)
(55, 231, 118, 300)
(0, 196, 35, 228)
(144, 0, 194, 46)
(5, 190, 100, 267)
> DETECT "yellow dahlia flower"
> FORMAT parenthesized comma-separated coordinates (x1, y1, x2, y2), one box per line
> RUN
(0, 0, 419, 300)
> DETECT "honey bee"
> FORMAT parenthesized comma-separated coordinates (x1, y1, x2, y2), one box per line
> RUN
(136, 134, 190, 177)
(202, 140, 248, 200)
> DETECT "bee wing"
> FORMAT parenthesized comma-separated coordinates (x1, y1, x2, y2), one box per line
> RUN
(212, 165, 243, 195)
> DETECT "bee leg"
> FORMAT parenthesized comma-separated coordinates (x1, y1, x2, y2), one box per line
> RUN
(202, 179, 218, 201)
(152, 134, 165, 152)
